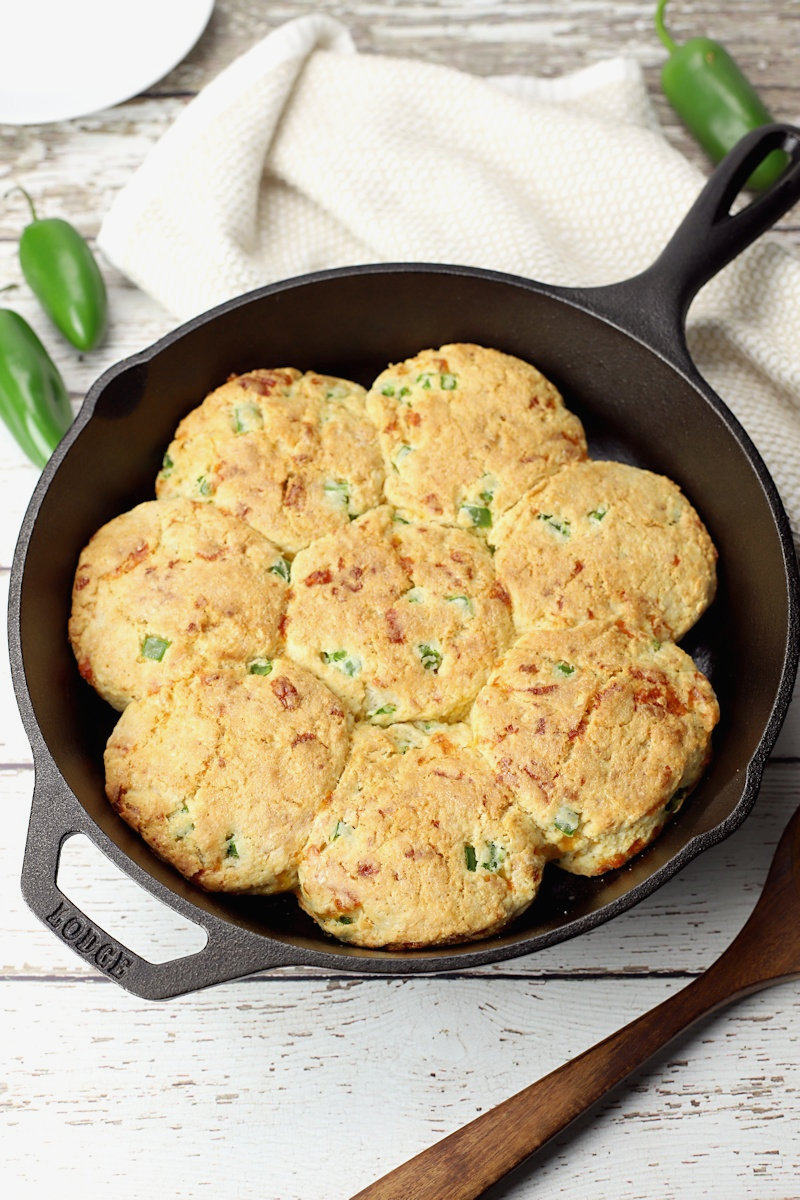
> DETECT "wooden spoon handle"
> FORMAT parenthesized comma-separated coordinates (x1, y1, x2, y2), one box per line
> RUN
(350, 951, 765, 1200)
(352, 804, 800, 1200)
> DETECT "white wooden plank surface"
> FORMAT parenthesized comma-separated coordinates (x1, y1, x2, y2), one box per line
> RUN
(2, 2, 800, 1197)
(2, 978, 799, 1200)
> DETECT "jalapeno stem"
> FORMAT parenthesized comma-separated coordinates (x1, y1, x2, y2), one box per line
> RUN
(655, 0, 678, 54)
(5, 185, 38, 223)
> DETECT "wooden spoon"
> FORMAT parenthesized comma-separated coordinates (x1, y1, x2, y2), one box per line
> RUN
(351, 802, 800, 1200)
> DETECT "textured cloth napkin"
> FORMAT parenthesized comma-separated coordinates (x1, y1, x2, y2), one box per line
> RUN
(98, 14, 800, 539)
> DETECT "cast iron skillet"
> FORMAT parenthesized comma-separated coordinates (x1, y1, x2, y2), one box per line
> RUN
(10, 124, 800, 1000)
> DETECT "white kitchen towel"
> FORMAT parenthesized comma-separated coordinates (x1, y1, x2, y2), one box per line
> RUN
(98, 14, 800, 538)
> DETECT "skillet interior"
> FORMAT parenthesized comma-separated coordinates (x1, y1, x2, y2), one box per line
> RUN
(15, 265, 797, 967)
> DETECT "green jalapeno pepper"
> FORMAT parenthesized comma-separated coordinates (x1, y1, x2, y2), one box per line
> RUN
(656, 0, 788, 190)
(0, 308, 72, 467)
(13, 188, 108, 351)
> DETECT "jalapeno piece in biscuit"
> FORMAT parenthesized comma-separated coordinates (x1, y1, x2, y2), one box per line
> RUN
(105, 663, 352, 894)
(297, 723, 547, 948)
(472, 621, 719, 875)
(286, 507, 513, 723)
(70, 498, 289, 710)
(367, 344, 586, 528)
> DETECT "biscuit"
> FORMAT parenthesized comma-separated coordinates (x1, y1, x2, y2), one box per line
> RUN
(365, 343, 587, 531)
(104, 662, 352, 894)
(296, 722, 547, 947)
(491, 460, 717, 640)
(156, 369, 385, 554)
(285, 505, 514, 723)
(69, 497, 289, 711)
(471, 620, 719, 875)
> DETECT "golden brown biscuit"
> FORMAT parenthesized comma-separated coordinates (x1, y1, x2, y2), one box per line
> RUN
(490, 460, 717, 640)
(69, 497, 288, 710)
(365, 343, 587, 530)
(297, 722, 547, 947)
(156, 368, 384, 554)
(104, 662, 351, 894)
(471, 620, 719, 875)
(285, 506, 514, 723)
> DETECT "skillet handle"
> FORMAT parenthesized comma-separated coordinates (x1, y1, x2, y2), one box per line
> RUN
(20, 762, 303, 1000)
(579, 123, 800, 365)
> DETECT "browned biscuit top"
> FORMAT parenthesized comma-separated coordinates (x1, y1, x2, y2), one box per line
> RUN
(104, 662, 352, 894)
(490, 459, 717, 641)
(471, 620, 719, 875)
(366, 343, 587, 530)
(156, 369, 384, 554)
(285, 505, 514, 724)
(297, 722, 547, 948)
(69, 497, 289, 711)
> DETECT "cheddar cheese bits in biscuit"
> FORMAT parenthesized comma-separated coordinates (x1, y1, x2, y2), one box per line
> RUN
(491, 459, 717, 640)
(366, 343, 587, 531)
(156, 368, 384, 554)
(69, 497, 289, 711)
(285, 505, 514, 724)
(297, 722, 547, 948)
(471, 620, 719, 875)
(104, 662, 351, 894)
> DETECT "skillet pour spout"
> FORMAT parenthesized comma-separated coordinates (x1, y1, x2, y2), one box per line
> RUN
(10, 125, 800, 999)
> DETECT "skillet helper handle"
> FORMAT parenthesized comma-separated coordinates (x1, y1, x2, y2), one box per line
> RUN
(20, 765, 300, 1000)
(583, 123, 800, 362)
(349, 947, 781, 1200)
